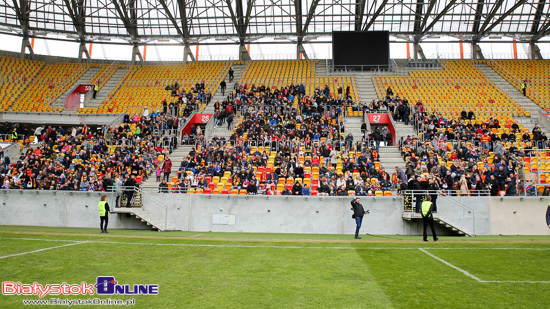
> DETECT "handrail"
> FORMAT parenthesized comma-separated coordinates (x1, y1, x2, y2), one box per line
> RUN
(401, 190, 489, 198)
(401, 189, 480, 236)
(103, 114, 125, 138)
(110, 186, 169, 230)
(437, 191, 476, 236)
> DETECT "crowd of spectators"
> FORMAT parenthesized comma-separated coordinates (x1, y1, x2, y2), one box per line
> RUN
(158, 83, 405, 196)
(0, 113, 181, 200)
(380, 85, 546, 197)
(164, 80, 212, 117)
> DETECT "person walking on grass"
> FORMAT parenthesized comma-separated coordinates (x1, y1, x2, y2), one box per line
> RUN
(98, 195, 111, 233)
(351, 198, 367, 239)
(421, 195, 438, 242)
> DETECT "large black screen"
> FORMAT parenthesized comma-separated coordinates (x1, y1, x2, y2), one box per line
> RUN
(332, 31, 389, 67)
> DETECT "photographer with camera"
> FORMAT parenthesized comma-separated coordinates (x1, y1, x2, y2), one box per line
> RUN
(351, 198, 369, 239)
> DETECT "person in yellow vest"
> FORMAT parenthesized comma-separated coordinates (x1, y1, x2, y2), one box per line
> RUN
(11, 128, 17, 142)
(93, 83, 99, 99)
(421, 195, 438, 242)
(520, 80, 527, 96)
(98, 195, 111, 233)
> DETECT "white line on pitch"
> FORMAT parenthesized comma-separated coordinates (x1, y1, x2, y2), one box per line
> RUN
(189, 234, 203, 238)
(0, 236, 82, 243)
(419, 248, 484, 282)
(1, 237, 550, 252)
(419, 249, 550, 284)
(484, 280, 550, 283)
(0, 241, 89, 260)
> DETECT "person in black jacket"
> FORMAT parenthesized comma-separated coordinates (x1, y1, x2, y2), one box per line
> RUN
(351, 198, 368, 239)
(124, 175, 137, 207)
(220, 80, 227, 96)
(158, 180, 169, 193)
(292, 180, 303, 195)
(546, 204, 550, 229)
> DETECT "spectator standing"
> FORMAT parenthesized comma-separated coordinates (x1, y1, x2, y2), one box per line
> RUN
(220, 80, 227, 96)
(163, 157, 173, 182)
(115, 175, 123, 208)
(229, 66, 234, 82)
(124, 175, 137, 207)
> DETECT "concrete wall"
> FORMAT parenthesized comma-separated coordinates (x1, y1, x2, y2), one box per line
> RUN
(489, 197, 550, 235)
(437, 196, 491, 236)
(0, 112, 122, 126)
(1, 190, 549, 235)
(147, 194, 406, 235)
(0, 190, 148, 230)
(0, 143, 20, 162)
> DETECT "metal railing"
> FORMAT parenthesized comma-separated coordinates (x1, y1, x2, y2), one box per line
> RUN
(401, 189, 481, 236)
(110, 186, 169, 230)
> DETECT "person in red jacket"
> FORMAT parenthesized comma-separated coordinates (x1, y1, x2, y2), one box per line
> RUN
(162, 157, 172, 182)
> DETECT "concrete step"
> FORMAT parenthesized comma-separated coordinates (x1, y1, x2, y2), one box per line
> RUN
(52, 67, 101, 106)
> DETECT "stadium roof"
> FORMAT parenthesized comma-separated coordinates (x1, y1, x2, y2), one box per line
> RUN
(0, 0, 548, 46)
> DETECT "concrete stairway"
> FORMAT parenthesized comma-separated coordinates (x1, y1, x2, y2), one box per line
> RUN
(345, 117, 365, 142)
(476, 63, 544, 131)
(402, 212, 469, 236)
(204, 63, 247, 138)
(315, 61, 378, 106)
(393, 121, 417, 143)
(139, 145, 195, 189)
(378, 146, 406, 170)
(86, 67, 129, 108)
(355, 75, 378, 104)
(111, 207, 175, 231)
(52, 66, 100, 107)
(314, 61, 330, 76)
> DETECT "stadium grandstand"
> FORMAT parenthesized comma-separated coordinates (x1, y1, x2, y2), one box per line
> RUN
(0, 0, 549, 236)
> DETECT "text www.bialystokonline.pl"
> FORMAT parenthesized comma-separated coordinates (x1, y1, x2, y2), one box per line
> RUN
(22, 298, 135, 306)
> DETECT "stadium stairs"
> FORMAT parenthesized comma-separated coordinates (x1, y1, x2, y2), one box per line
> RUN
(139, 145, 195, 189)
(402, 212, 470, 236)
(86, 67, 130, 108)
(111, 207, 174, 231)
(355, 75, 378, 105)
(378, 146, 406, 171)
(52, 66, 100, 108)
(344, 117, 366, 142)
(205, 62, 246, 139)
(475, 63, 545, 132)
(393, 121, 417, 142)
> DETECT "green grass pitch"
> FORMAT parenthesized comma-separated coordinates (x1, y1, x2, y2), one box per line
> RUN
(0, 226, 549, 308)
